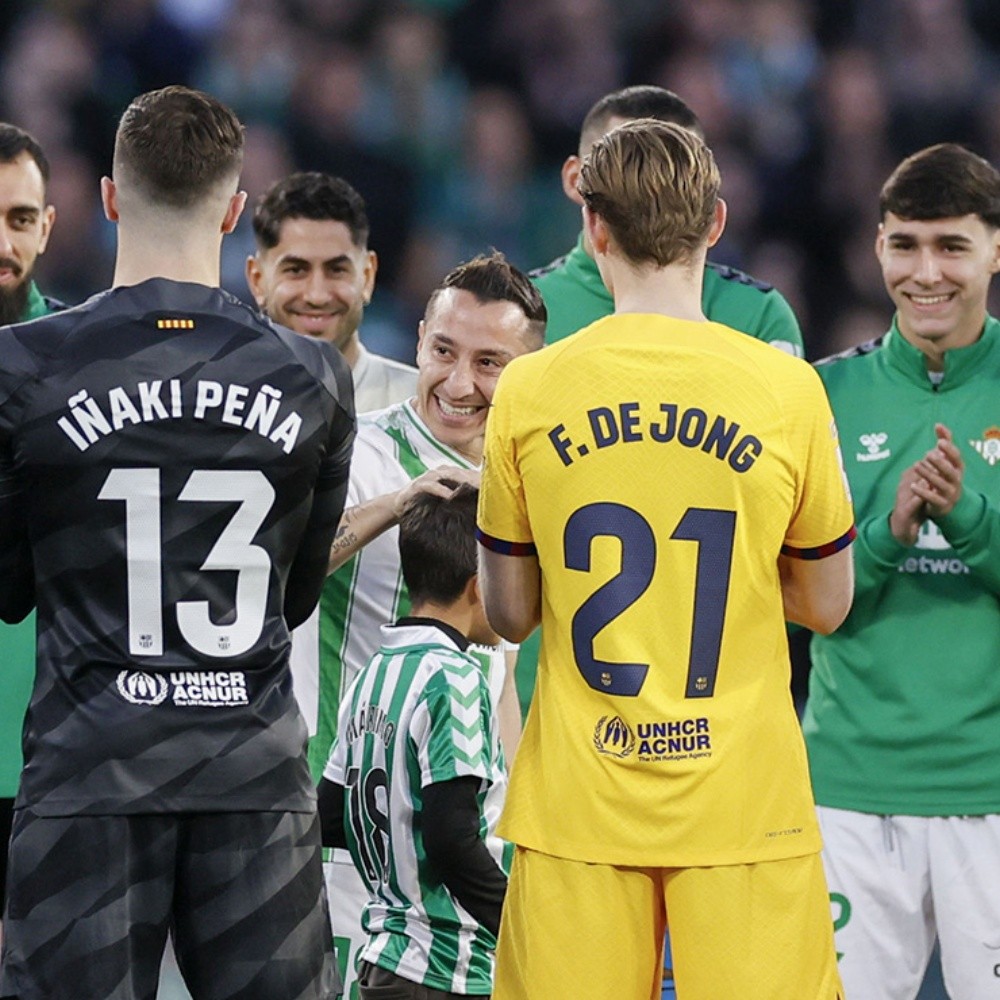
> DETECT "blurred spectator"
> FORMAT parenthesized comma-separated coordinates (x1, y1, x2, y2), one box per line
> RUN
(193, 0, 297, 126)
(286, 42, 417, 287)
(0, 10, 98, 153)
(494, 0, 623, 158)
(880, 0, 988, 155)
(88, 0, 204, 102)
(219, 123, 296, 298)
(32, 148, 110, 305)
(355, 5, 469, 177)
(418, 87, 576, 271)
(2, 0, 999, 371)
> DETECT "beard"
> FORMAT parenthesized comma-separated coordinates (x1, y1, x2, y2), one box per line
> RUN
(0, 263, 30, 326)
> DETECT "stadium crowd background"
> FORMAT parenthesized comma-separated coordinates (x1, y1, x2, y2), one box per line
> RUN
(2, 0, 1000, 366)
(0, 2, 992, 998)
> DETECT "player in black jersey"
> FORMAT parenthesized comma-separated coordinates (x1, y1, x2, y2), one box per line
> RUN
(0, 87, 354, 1000)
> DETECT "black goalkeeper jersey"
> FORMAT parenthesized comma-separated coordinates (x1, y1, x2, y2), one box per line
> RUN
(0, 279, 355, 816)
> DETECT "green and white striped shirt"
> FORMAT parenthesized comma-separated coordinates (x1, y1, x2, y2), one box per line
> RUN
(325, 621, 511, 994)
(290, 399, 508, 781)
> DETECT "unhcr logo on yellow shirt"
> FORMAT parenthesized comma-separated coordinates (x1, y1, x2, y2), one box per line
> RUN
(593, 715, 635, 758)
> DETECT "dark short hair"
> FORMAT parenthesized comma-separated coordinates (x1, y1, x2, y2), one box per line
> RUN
(879, 143, 1000, 227)
(580, 85, 703, 152)
(425, 251, 547, 347)
(399, 482, 479, 607)
(252, 172, 370, 251)
(0, 123, 49, 187)
(114, 86, 244, 208)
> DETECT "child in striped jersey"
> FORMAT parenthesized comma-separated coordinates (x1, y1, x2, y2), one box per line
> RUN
(319, 482, 510, 999)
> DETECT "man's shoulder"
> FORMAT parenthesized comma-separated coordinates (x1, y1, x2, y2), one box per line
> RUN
(351, 402, 417, 476)
(704, 261, 777, 298)
(355, 348, 418, 414)
(0, 292, 108, 381)
(357, 399, 411, 437)
(41, 293, 68, 315)
(703, 261, 803, 353)
(269, 316, 353, 403)
(416, 647, 489, 707)
(813, 334, 888, 388)
(529, 251, 572, 286)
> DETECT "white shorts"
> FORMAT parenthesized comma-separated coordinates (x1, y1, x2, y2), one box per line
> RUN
(818, 806, 1000, 1000)
(324, 848, 372, 1000)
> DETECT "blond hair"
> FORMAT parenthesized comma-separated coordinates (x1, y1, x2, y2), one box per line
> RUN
(578, 119, 720, 268)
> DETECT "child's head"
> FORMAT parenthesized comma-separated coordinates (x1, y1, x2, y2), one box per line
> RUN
(399, 482, 497, 646)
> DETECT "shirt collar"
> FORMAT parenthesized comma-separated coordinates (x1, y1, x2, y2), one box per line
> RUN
(390, 616, 470, 651)
(885, 313, 1000, 388)
(21, 281, 49, 322)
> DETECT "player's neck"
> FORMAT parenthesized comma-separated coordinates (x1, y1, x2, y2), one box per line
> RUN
(112, 229, 223, 289)
(610, 261, 706, 322)
(340, 332, 362, 370)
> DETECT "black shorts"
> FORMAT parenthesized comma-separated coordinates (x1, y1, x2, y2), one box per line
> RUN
(1, 809, 337, 1000)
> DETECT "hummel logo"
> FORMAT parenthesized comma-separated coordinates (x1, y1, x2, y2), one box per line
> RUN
(856, 432, 890, 462)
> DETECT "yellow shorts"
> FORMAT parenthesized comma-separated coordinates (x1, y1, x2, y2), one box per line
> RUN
(493, 847, 844, 1000)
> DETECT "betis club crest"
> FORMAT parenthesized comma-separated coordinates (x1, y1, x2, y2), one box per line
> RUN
(970, 426, 1000, 466)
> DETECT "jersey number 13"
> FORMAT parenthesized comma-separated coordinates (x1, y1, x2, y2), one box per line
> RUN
(99, 467, 274, 658)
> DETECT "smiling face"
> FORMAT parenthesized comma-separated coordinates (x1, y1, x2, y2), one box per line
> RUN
(246, 216, 376, 366)
(876, 212, 1000, 368)
(0, 152, 54, 322)
(414, 287, 535, 462)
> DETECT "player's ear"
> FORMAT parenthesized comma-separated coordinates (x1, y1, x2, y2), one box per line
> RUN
(36, 205, 56, 255)
(706, 198, 727, 249)
(363, 250, 378, 305)
(245, 254, 266, 308)
(583, 204, 610, 257)
(222, 190, 247, 235)
(875, 222, 886, 260)
(101, 176, 119, 223)
(989, 226, 1000, 275)
(467, 573, 489, 624)
(561, 155, 585, 207)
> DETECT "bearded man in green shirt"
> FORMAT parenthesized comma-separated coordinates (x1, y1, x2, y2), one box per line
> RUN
(0, 122, 62, 944)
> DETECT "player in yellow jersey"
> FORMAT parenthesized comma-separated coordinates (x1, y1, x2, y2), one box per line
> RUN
(476, 120, 856, 1000)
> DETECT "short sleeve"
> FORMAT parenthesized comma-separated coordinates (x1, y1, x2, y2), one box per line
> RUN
(414, 661, 494, 788)
(322, 691, 355, 785)
(781, 365, 856, 559)
(477, 363, 535, 555)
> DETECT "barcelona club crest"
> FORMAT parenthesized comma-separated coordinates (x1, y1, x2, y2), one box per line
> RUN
(593, 715, 636, 758)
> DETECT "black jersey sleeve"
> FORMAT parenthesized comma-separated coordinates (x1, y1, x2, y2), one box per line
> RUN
(423, 777, 507, 936)
(284, 409, 354, 629)
(284, 344, 356, 630)
(317, 777, 349, 850)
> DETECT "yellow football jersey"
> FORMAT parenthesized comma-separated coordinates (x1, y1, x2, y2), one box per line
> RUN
(478, 314, 855, 867)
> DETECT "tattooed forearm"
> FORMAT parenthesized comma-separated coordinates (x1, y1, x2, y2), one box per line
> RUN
(328, 508, 361, 572)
